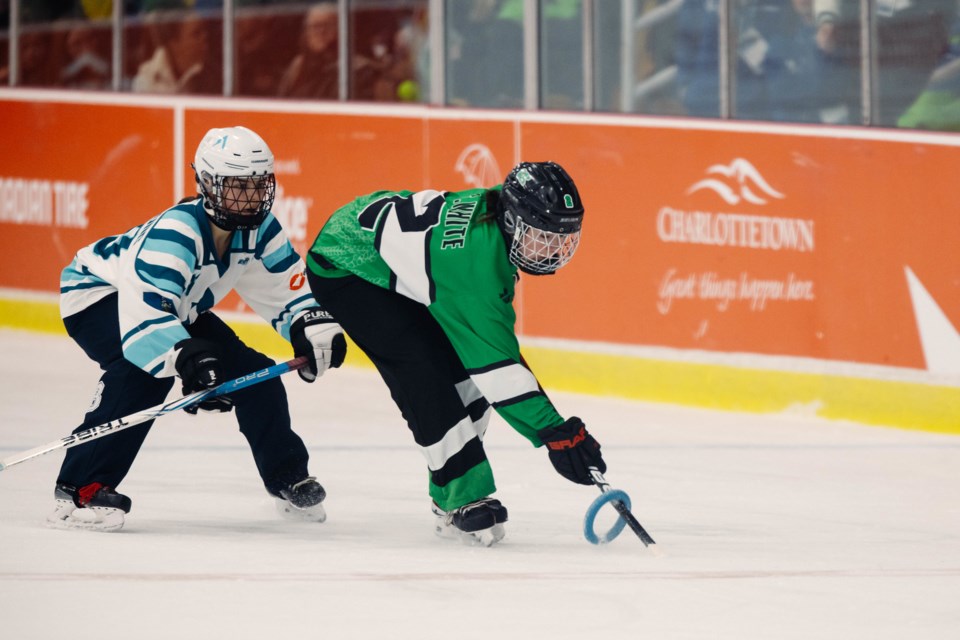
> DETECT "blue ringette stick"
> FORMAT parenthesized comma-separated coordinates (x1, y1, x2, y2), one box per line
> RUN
(583, 467, 657, 547)
(0, 356, 308, 473)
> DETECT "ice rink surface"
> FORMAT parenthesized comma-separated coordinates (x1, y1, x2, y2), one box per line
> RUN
(0, 329, 958, 639)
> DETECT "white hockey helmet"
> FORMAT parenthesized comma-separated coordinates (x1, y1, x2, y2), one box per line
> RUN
(192, 126, 276, 231)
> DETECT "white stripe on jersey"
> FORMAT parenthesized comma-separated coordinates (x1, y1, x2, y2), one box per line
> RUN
(469, 362, 540, 405)
(455, 377, 485, 408)
(419, 411, 490, 471)
(162, 216, 200, 242)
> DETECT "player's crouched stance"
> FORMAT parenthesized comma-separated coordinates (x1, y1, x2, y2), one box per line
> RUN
(47, 126, 346, 532)
(305, 161, 605, 546)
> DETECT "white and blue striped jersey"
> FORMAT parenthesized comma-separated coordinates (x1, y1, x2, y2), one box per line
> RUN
(60, 198, 315, 377)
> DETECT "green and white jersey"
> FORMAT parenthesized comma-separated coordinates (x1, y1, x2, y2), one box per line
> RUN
(307, 187, 563, 446)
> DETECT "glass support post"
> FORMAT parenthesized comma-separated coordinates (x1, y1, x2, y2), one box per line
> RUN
(430, 0, 445, 105)
(8, 0, 19, 86)
(718, 0, 735, 119)
(224, 0, 235, 96)
(582, 0, 595, 111)
(859, 0, 878, 125)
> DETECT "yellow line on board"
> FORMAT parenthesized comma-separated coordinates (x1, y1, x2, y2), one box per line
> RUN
(521, 346, 959, 435)
(2, 298, 956, 435)
(0, 298, 66, 335)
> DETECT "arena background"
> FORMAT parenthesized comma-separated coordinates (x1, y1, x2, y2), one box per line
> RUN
(0, 89, 957, 433)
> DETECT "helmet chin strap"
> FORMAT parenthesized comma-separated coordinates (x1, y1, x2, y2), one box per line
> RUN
(195, 172, 270, 231)
(199, 193, 233, 231)
(207, 210, 236, 232)
(518, 265, 556, 277)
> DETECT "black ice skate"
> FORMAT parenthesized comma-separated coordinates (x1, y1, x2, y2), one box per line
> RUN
(272, 476, 327, 523)
(432, 498, 508, 547)
(46, 482, 131, 532)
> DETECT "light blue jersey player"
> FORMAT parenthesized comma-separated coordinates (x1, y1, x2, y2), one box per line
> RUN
(50, 126, 347, 532)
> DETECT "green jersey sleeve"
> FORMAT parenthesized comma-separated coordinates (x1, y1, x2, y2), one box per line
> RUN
(428, 287, 564, 446)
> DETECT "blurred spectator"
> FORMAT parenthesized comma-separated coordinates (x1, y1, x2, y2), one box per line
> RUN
(676, 0, 763, 118)
(376, 16, 424, 102)
(17, 29, 59, 86)
(132, 11, 216, 94)
(747, 0, 834, 123)
(235, 9, 295, 97)
(447, 0, 523, 108)
(60, 25, 111, 89)
(631, 0, 683, 115)
(277, 3, 338, 98)
(395, 5, 430, 102)
(677, 0, 835, 123)
(360, 13, 418, 102)
(898, 15, 960, 130)
(277, 2, 381, 100)
(814, 0, 955, 126)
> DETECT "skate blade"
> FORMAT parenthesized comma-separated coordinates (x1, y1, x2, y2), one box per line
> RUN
(46, 504, 125, 532)
(468, 523, 506, 547)
(435, 521, 505, 547)
(275, 497, 327, 523)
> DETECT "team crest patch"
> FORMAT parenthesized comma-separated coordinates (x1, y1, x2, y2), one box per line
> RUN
(87, 381, 105, 413)
(144, 292, 176, 314)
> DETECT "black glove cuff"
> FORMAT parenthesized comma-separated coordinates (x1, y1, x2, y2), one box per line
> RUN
(537, 417, 587, 448)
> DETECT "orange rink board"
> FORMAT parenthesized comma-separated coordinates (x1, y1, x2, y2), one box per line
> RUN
(0, 90, 957, 432)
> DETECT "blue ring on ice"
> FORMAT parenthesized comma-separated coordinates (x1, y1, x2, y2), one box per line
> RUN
(583, 489, 631, 545)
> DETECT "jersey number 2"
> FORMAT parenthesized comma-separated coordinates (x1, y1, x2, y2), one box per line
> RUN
(357, 191, 445, 234)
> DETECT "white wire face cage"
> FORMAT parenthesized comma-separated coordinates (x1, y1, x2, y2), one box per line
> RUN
(200, 172, 276, 230)
(508, 217, 581, 275)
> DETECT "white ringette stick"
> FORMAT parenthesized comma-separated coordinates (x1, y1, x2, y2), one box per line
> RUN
(0, 356, 307, 472)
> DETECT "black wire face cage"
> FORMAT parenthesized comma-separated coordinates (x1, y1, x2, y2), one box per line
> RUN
(200, 172, 277, 231)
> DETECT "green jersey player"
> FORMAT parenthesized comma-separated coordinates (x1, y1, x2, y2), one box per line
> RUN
(305, 161, 606, 546)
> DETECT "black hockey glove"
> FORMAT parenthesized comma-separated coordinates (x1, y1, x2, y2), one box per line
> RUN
(174, 338, 233, 414)
(290, 308, 347, 383)
(537, 417, 606, 485)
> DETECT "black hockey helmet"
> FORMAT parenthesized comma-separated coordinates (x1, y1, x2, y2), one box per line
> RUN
(498, 161, 584, 275)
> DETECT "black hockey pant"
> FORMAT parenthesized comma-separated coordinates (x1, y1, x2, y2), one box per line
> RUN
(57, 293, 310, 496)
(307, 271, 495, 512)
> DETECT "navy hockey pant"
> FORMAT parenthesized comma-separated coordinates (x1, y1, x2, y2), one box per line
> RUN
(57, 293, 310, 496)
(307, 271, 494, 512)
